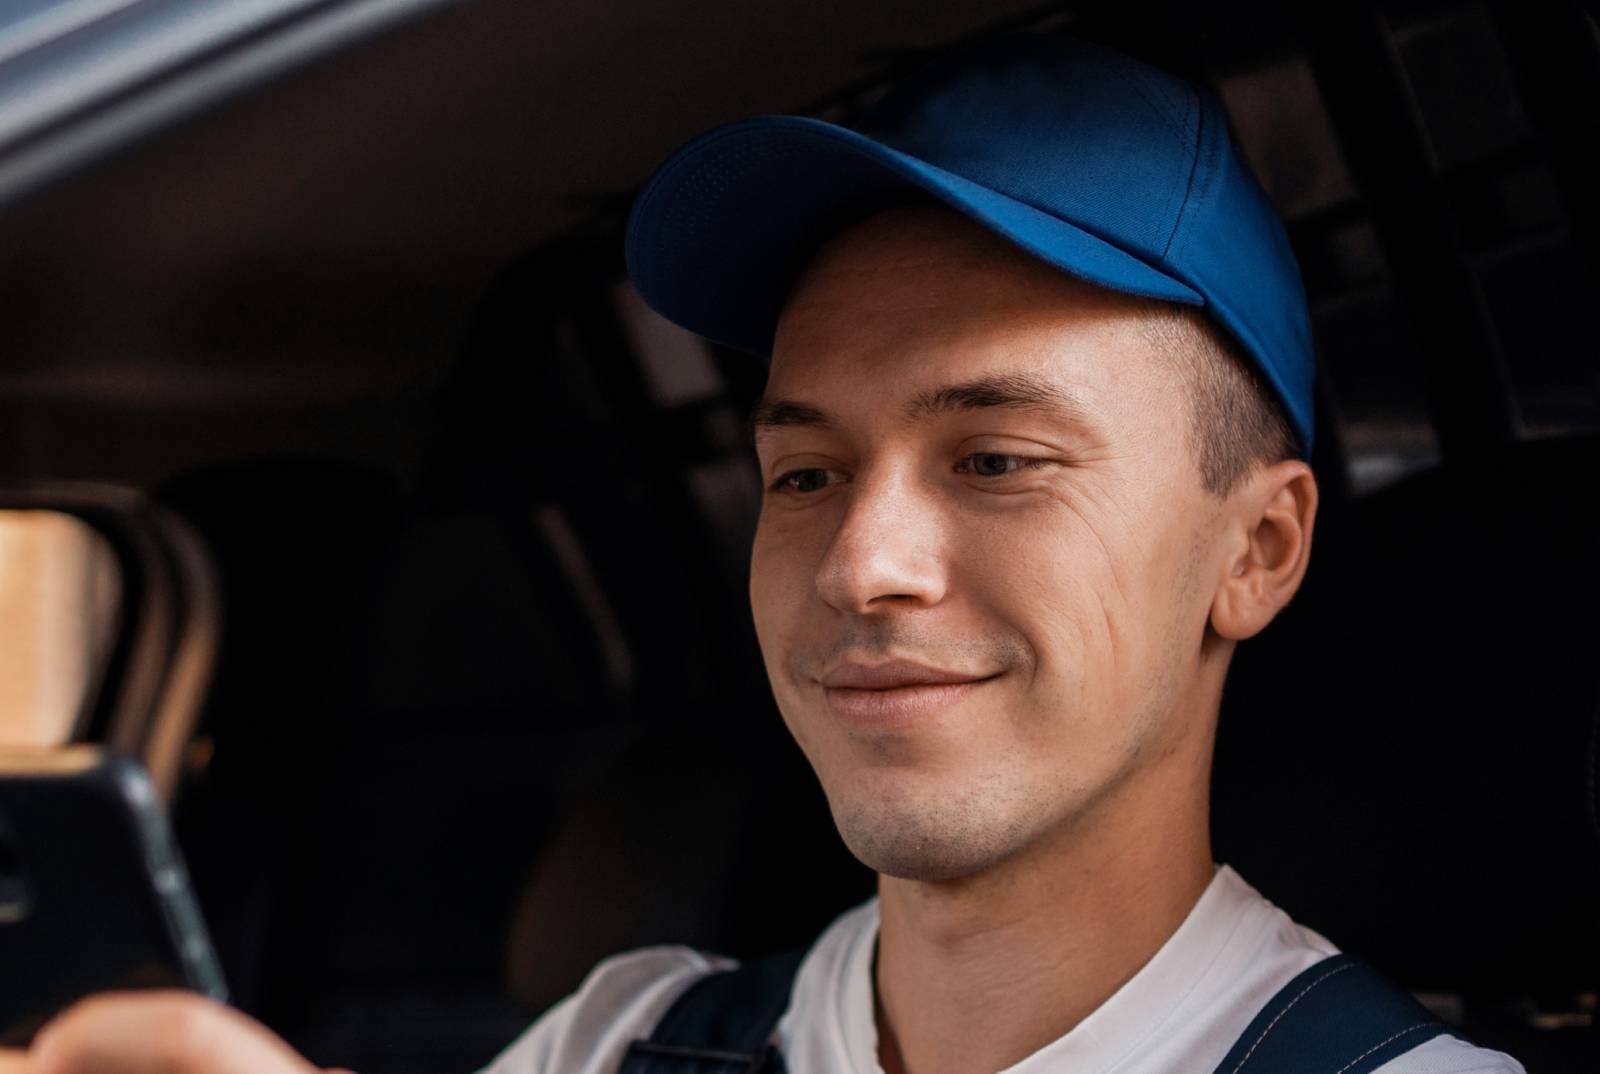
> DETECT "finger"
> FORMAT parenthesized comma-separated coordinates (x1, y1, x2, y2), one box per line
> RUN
(33, 992, 319, 1074)
(0, 1049, 30, 1073)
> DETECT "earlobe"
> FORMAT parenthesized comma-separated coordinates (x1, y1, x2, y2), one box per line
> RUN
(1209, 461, 1318, 641)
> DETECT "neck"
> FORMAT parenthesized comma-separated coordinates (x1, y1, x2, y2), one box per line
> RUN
(871, 730, 1216, 1074)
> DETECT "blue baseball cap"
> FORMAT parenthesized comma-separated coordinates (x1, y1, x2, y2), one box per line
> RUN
(625, 33, 1315, 455)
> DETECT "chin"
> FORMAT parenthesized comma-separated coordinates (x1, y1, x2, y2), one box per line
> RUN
(826, 778, 1041, 882)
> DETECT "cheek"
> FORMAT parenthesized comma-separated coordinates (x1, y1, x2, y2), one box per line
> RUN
(748, 524, 786, 659)
(750, 518, 852, 777)
(971, 506, 1154, 722)
(749, 515, 819, 672)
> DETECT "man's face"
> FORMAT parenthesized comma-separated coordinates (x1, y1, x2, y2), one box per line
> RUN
(748, 206, 1230, 882)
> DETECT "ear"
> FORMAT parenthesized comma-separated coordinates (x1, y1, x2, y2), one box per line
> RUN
(1209, 460, 1318, 641)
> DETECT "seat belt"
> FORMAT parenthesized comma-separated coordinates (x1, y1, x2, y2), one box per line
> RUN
(618, 950, 1454, 1074)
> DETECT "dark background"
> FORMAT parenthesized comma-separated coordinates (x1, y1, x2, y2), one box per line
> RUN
(0, 1, 1596, 1071)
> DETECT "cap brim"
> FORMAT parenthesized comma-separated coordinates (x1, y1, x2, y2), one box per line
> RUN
(626, 114, 1203, 356)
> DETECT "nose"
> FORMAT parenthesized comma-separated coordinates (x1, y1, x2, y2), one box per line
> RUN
(814, 465, 947, 614)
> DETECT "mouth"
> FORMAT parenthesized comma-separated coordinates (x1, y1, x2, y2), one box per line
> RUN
(817, 666, 1001, 727)
(823, 679, 996, 725)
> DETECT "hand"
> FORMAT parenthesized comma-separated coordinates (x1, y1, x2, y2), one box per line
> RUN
(0, 992, 350, 1074)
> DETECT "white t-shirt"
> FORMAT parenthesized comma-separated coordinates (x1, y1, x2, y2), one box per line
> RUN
(481, 865, 1523, 1074)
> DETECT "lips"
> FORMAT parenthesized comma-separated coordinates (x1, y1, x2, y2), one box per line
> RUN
(817, 658, 991, 691)
(815, 658, 998, 726)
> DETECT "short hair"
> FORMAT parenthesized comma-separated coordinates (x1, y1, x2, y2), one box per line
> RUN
(1136, 301, 1297, 496)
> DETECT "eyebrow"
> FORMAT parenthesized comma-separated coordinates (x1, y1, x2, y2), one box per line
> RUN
(905, 371, 1090, 423)
(750, 371, 1091, 440)
(749, 398, 833, 437)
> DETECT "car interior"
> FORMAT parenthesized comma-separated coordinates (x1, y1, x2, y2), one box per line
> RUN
(0, 1, 1595, 1072)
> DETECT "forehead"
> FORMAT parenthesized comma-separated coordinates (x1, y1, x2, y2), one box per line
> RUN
(765, 207, 1181, 425)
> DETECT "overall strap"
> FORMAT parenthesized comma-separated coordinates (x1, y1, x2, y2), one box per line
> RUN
(1212, 954, 1455, 1074)
(619, 949, 805, 1074)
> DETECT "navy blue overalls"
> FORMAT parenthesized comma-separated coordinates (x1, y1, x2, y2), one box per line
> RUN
(617, 949, 1456, 1074)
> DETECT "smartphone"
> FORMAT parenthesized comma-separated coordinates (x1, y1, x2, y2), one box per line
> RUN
(0, 747, 227, 1045)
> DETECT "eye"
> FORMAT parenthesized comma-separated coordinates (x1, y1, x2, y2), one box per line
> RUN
(769, 467, 843, 494)
(955, 453, 1052, 478)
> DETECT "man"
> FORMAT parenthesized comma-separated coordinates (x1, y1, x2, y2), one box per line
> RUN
(0, 32, 1522, 1074)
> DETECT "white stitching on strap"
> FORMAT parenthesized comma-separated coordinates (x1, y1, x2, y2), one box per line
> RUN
(1330, 1023, 1436, 1074)
(1230, 963, 1357, 1074)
